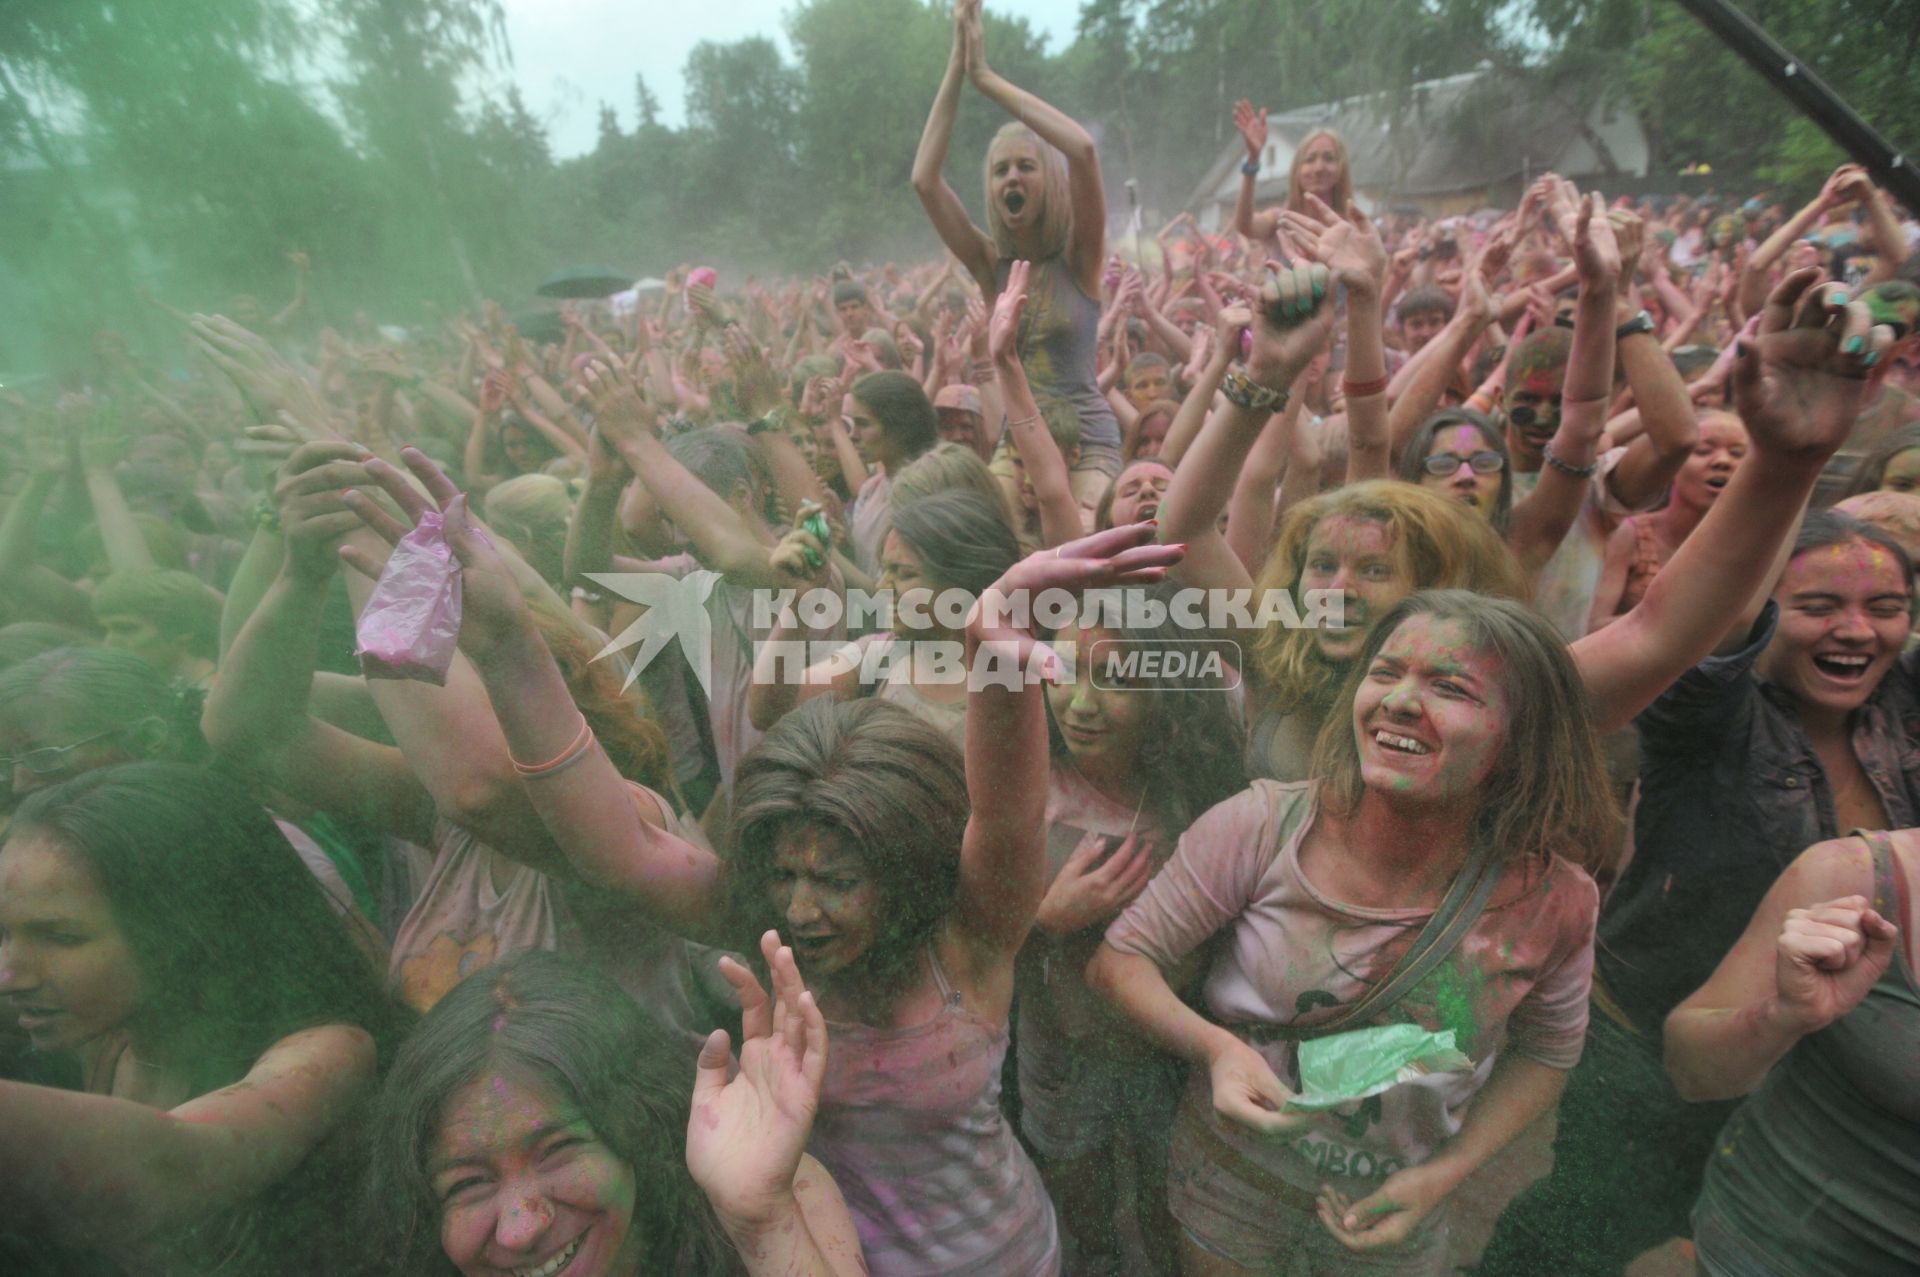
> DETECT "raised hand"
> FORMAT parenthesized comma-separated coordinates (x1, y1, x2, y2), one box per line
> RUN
(478, 368, 512, 415)
(687, 931, 829, 1229)
(768, 500, 832, 585)
(272, 439, 376, 584)
(1773, 895, 1899, 1033)
(1819, 164, 1868, 210)
(1732, 269, 1895, 458)
(972, 522, 1185, 650)
(724, 325, 782, 419)
(1233, 98, 1268, 162)
(958, 0, 989, 82)
(1571, 192, 1622, 291)
(1608, 206, 1644, 292)
(1246, 262, 1336, 388)
(579, 358, 659, 448)
(339, 447, 529, 657)
(1278, 192, 1387, 297)
(988, 258, 1031, 367)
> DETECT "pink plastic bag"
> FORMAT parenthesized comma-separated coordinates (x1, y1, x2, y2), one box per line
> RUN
(356, 510, 461, 685)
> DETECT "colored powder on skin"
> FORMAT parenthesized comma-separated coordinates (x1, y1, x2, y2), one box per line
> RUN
(1426, 959, 1487, 1048)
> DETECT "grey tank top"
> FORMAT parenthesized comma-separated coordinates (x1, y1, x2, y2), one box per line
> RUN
(1693, 829, 1920, 1277)
(995, 256, 1119, 451)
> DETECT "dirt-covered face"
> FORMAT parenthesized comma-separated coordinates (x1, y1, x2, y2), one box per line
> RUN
(429, 1073, 643, 1277)
(1352, 614, 1509, 807)
(1671, 415, 1747, 511)
(1298, 514, 1416, 666)
(767, 824, 880, 980)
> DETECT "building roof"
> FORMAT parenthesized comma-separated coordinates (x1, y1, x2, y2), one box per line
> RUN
(1187, 69, 1629, 210)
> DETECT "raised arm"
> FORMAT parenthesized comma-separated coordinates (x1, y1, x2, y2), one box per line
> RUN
(1230, 99, 1280, 244)
(991, 261, 1081, 548)
(1280, 193, 1390, 480)
(690, 934, 868, 1277)
(1507, 190, 1618, 578)
(1739, 171, 1847, 318)
(949, 525, 1181, 969)
(1573, 269, 1897, 732)
(961, 0, 1105, 291)
(1160, 269, 1335, 592)
(582, 360, 792, 591)
(342, 449, 726, 940)
(1664, 837, 1895, 1101)
(203, 444, 437, 844)
(912, 3, 998, 297)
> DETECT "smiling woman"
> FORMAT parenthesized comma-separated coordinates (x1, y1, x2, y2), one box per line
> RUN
(367, 950, 861, 1277)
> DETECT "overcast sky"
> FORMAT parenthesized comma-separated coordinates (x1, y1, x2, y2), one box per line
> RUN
(494, 0, 1086, 158)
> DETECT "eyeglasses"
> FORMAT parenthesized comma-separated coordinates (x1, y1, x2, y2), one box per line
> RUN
(1, 726, 136, 777)
(1423, 451, 1506, 477)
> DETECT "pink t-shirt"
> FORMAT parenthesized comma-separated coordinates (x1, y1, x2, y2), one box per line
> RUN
(850, 470, 892, 577)
(1105, 779, 1596, 1189)
(387, 790, 720, 1059)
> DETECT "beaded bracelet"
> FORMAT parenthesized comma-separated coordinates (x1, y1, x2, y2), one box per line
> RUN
(1542, 442, 1599, 479)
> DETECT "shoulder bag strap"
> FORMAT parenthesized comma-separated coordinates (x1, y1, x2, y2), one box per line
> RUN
(1255, 838, 1504, 1043)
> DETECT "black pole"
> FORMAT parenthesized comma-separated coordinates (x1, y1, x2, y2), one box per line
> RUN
(1675, 0, 1920, 208)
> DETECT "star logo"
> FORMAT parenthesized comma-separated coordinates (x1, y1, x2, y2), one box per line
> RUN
(585, 570, 723, 694)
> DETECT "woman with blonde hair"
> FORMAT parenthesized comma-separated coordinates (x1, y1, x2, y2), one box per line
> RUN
(482, 473, 573, 587)
(913, 0, 1121, 500)
(1243, 481, 1527, 779)
(1230, 99, 1354, 243)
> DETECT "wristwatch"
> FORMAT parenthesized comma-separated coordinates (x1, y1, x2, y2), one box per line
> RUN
(1614, 309, 1655, 341)
(1241, 158, 1261, 177)
(1220, 369, 1290, 414)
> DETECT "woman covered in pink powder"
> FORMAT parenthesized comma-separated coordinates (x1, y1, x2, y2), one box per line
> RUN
(342, 446, 1184, 1276)
(1088, 263, 1893, 1275)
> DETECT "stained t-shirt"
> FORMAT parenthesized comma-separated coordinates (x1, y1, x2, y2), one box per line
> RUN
(386, 789, 721, 1059)
(1105, 780, 1596, 1191)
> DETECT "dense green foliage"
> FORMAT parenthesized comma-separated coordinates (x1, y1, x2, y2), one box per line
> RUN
(1, 0, 1912, 370)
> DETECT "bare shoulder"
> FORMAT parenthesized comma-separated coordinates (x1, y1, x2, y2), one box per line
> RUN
(1782, 835, 1881, 901)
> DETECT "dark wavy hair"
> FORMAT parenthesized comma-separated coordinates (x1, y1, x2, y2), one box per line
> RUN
(0, 645, 208, 773)
(8, 762, 408, 1275)
(1051, 581, 1248, 839)
(366, 953, 735, 1275)
(851, 370, 939, 461)
(727, 697, 968, 984)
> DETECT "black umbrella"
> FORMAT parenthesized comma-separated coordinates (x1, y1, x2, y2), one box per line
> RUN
(535, 265, 635, 299)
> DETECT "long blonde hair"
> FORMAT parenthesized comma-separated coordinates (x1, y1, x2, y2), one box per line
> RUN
(1249, 481, 1525, 716)
(1286, 128, 1353, 216)
(984, 122, 1072, 261)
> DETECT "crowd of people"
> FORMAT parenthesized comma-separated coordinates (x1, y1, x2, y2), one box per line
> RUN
(2, 2, 1919, 1274)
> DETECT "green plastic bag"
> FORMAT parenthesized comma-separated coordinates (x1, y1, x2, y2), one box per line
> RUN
(1284, 1023, 1473, 1112)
